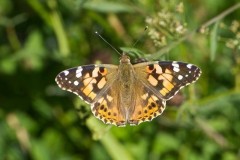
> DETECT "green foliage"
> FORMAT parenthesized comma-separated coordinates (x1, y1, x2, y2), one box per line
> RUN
(0, 0, 240, 160)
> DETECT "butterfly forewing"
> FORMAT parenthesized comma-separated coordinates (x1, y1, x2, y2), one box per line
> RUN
(134, 61, 201, 100)
(55, 64, 118, 104)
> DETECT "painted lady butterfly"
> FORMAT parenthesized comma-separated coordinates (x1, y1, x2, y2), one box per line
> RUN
(55, 53, 201, 127)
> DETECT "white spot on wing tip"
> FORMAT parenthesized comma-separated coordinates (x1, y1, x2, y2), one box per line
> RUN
(76, 67, 83, 78)
(64, 70, 69, 76)
(187, 64, 192, 69)
(172, 61, 179, 67)
(74, 81, 79, 86)
(173, 67, 180, 72)
(178, 75, 183, 80)
(172, 62, 180, 72)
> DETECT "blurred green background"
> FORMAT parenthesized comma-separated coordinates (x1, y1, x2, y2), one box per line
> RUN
(0, 0, 240, 160)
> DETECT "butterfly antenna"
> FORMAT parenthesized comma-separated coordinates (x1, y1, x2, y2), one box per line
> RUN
(127, 26, 148, 57)
(95, 31, 122, 56)
(132, 26, 148, 48)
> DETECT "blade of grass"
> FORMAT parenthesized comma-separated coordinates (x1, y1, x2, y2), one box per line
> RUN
(210, 21, 219, 61)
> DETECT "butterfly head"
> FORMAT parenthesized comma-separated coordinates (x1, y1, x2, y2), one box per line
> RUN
(120, 52, 131, 64)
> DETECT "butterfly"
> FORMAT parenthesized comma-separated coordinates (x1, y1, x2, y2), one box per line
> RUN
(55, 53, 201, 127)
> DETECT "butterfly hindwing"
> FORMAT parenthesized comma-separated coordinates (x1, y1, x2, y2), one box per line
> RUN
(128, 83, 166, 126)
(91, 83, 127, 126)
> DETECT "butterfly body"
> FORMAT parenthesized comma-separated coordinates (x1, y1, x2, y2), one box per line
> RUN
(55, 53, 201, 127)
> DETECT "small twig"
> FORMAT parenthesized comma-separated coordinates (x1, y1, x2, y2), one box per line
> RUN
(201, 3, 240, 29)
